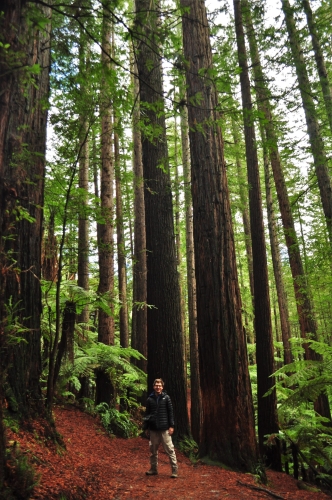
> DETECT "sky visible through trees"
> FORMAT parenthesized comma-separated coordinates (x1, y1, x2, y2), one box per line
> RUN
(1, 0, 332, 492)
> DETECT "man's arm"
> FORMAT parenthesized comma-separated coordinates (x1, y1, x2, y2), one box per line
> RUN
(167, 395, 175, 434)
(143, 398, 151, 432)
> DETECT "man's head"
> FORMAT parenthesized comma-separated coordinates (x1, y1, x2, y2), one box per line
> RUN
(153, 378, 164, 395)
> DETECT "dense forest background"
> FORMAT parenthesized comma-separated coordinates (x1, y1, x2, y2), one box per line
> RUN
(1, 0, 332, 494)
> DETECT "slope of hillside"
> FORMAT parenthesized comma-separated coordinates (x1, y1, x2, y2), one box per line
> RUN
(5, 404, 331, 499)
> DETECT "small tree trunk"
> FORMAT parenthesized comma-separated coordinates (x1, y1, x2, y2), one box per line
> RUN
(77, 119, 90, 326)
(173, 118, 187, 384)
(53, 301, 76, 390)
(181, 105, 202, 444)
(114, 128, 129, 349)
(231, 117, 255, 338)
(262, 134, 293, 366)
(131, 55, 147, 374)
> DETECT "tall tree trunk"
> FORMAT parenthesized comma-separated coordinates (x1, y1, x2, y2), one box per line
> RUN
(233, 0, 281, 470)
(181, 0, 258, 470)
(75, 15, 91, 328)
(96, 1, 115, 405)
(135, 0, 190, 439)
(281, 0, 332, 244)
(131, 55, 147, 374)
(263, 136, 293, 366)
(98, 1, 114, 347)
(243, 0, 294, 365)
(115, 128, 129, 349)
(301, 0, 332, 134)
(243, 0, 331, 419)
(0, 0, 51, 416)
(231, 117, 255, 323)
(77, 28, 90, 326)
(77, 116, 90, 326)
(174, 119, 187, 383)
(181, 105, 202, 444)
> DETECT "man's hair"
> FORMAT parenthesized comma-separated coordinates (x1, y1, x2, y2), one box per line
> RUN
(153, 378, 164, 387)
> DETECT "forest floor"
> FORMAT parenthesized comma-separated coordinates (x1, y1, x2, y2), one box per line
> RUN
(5, 404, 332, 500)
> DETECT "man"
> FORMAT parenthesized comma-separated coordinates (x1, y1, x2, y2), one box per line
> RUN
(143, 378, 178, 478)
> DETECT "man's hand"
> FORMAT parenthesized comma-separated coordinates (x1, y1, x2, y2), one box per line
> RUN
(168, 427, 174, 436)
(145, 429, 150, 438)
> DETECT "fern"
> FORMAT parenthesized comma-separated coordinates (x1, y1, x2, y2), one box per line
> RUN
(272, 339, 332, 484)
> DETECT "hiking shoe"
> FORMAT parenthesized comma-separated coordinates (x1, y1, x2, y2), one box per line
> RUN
(171, 472, 178, 478)
(146, 470, 158, 476)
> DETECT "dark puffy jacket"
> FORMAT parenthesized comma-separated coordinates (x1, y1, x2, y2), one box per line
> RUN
(144, 391, 175, 431)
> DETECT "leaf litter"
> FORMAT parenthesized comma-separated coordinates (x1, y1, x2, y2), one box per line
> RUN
(6, 404, 331, 500)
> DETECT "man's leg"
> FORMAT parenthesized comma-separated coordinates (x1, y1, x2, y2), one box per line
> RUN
(146, 430, 161, 474)
(161, 430, 178, 477)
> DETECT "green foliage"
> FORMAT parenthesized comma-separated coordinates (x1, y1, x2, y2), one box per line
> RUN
(95, 403, 139, 438)
(274, 340, 332, 408)
(4, 443, 40, 499)
(3, 299, 30, 346)
(272, 340, 332, 484)
(177, 437, 198, 462)
(3, 415, 20, 435)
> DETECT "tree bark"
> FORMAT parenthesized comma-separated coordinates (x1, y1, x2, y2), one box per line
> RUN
(96, 1, 115, 406)
(0, 0, 51, 416)
(281, 0, 332, 244)
(77, 116, 90, 326)
(243, 0, 330, 419)
(115, 128, 129, 349)
(301, 0, 332, 135)
(233, 0, 281, 470)
(97, 1, 115, 348)
(131, 54, 147, 375)
(173, 119, 187, 386)
(181, 105, 202, 444)
(53, 301, 76, 389)
(181, 0, 258, 470)
(135, 0, 190, 439)
(262, 135, 293, 366)
(242, 0, 295, 366)
(231, 117, 255, 327)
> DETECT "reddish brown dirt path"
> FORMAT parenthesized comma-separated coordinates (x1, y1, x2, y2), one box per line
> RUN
(8, 405, 331, 499)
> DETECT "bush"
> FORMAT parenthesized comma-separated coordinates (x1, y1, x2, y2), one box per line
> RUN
(3, 442, 40, 499)
(96, 402, 139, 438)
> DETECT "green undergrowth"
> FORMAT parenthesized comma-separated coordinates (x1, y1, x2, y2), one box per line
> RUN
(177, 436, 199, 462)
(3, 442, 40, 500)
(1, 405, 64, 499)
(95, 402, 140, 438)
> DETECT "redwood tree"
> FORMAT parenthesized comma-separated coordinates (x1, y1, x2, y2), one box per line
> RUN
(0, 0, 51, 416)
(181, 0, 258, 470)
(96, 1, 115, 405)
(131, 57, 147, 375)
(134, 0, 190, 439)
(233, 0, 281, 470)
(281, 0, 332, 244)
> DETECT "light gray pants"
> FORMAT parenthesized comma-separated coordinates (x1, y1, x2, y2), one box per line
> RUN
(149, 430, 178, 472)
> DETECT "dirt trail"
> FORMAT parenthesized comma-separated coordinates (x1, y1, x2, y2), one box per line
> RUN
(9, 404, 330, 499)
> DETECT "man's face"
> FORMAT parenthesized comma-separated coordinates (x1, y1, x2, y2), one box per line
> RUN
(153, 382, 163, 395)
